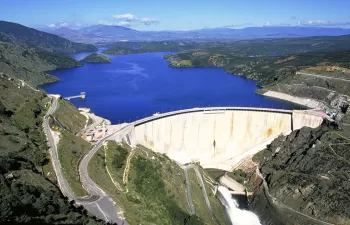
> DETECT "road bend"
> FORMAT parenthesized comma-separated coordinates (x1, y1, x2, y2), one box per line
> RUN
(43, 95, 128, 225)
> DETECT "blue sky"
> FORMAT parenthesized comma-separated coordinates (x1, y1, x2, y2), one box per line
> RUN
(1, 0, 350, 30)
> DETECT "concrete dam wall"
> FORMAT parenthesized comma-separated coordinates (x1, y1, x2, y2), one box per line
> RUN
(113, 108, 324, 171)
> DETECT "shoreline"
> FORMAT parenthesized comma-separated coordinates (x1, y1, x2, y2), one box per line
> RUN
(262, 90, 326, 110)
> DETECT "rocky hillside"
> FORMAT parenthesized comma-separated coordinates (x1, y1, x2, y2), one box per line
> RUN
(249, 122, 350, 225)
(0, 41, 82, 85)
(0, 75, 104, 224)
(0, 21, 97, 54)
(81, 53, 111, 63)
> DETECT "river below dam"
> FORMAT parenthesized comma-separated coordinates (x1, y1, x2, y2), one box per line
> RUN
(42, 51, 300, 123)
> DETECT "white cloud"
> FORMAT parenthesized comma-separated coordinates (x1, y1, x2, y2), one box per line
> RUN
(112, 13, 138, 21)
(296, 20, 350, 27)
(117, 21, 132, 27)
(305, 20, 330, 25)
(59, 22, 69, 27)
(264, 21, 271, 26)
(139, 17, 159, 25)
(110, 13, 159, 26)
(222, 23, 254, 28)
(47, 24, 55, 28)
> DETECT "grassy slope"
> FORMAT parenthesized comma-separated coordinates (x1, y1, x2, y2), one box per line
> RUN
(0, 41, 82, 85)
(88, 141, 228, 225)
(57, 131, 90, 197)
(0, 76, 102, 224)
(53, 99, 86, 134)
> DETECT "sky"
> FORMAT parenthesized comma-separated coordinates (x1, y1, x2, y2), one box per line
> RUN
(1, 0, 350, 31)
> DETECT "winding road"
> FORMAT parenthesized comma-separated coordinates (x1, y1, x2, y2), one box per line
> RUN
(297, 72, 350, 82)
(43, 95, 128, 224)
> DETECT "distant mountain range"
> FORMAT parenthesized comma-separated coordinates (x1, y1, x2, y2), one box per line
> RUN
(0, 21, 97, 53)
(39, 24, 350, 44)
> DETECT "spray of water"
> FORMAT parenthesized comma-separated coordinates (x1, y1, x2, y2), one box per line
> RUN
(218, 185, 261, 225)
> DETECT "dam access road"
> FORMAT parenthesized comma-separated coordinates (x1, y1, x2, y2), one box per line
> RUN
(43, 95, 128, 225)
(45, 101, 326, 223)
(108, 107, 325, 171)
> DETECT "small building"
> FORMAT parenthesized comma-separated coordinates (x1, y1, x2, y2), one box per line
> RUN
(78, 107, 91, 113)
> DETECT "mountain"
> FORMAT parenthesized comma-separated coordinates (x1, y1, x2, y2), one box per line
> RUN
(80, 53, 111, 63)
(0, 41, 82, 85)
(0, 21, 97, 53)
(80, 25, 141, 38)
(49, 24, 350, 43)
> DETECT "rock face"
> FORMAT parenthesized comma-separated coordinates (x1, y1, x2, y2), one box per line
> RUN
(249, 122, 350, 225)
(80, 53, 111, 64)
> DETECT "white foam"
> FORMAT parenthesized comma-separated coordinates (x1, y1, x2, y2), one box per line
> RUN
(218, 185, 261, 225)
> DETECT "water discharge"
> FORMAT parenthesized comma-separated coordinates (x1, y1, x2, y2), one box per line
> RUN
(218, 185, 261, 225)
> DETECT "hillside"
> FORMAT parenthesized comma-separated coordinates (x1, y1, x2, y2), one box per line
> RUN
(47, 24, 350, 43)
(0, 75, 103, 224)
(88, 142, 228, 225)
(0, 21, 97, 54)
(164, 46, 350, 120)
(81, 53, 111, 63)
(249, 122, 350, 225)
(0, 41, 82, 85)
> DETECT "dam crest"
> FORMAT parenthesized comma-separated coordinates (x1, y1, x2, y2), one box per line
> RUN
(108, 107, 324, 171)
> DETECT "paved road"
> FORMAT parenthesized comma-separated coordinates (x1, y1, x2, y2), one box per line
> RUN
(297, 72, 350, 82)
(44, 95, 127, 224)
(183, 166, 196, 215)
(43, 95, 76, 200)
(79, 137, 128, 224)
(184, 165, 221, 225)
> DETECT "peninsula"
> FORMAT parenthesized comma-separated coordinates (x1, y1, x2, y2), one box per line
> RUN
(81, 53, 111, 64)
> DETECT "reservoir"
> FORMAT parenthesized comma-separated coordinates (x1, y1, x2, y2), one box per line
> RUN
(42, 52, 298, 124)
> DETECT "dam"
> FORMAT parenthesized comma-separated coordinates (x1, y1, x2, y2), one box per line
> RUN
(108, 107, 324, 171)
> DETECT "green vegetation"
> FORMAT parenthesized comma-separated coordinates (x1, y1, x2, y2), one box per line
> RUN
(0, 41, 82, 85)
(112, 145, 128, 169)
(53, 99, 86, 133)
(0, 20, 97, 54)
(0, 76, 102, 224)
(105, 142, 127, 190)
(165, 50, 350, 86)
(81, 53, 111, 64)
(227, 169, 247, 184)
(103, 41, 203, 55)
(57, 131, 90, 197)
(88, 145, 119, 196)
(102, 46, 139, 55)
(88, 142, 227, 224)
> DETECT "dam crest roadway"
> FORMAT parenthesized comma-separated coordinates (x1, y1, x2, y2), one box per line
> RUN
(105, 107, 325, 171)
(46, 104, 326, 223)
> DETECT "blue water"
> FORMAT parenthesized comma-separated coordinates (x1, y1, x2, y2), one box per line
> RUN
(42, 52, 299, 124)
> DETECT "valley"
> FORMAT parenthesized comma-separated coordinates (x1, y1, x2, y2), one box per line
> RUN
(0, 19, 350, 225)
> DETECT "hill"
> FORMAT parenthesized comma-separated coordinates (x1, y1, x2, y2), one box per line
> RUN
(0, 41, 82, 85)
(0, 21, 97, 54)
(81, 53, 111, 63)
(0, 75, 104, 224)
(46, 24, 350, 43)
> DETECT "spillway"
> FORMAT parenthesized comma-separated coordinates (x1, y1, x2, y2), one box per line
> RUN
(110, 107, 323, 170)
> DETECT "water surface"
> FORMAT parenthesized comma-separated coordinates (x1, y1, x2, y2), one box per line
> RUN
(42, 52, 298, 123)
